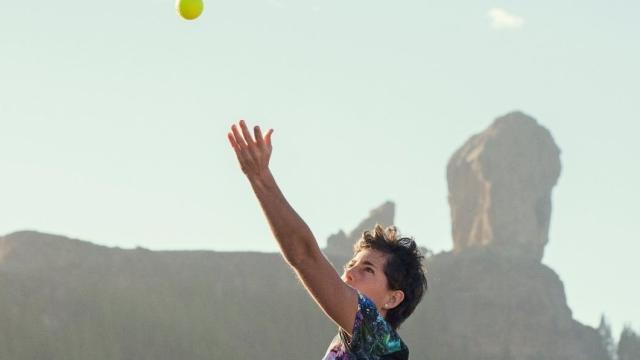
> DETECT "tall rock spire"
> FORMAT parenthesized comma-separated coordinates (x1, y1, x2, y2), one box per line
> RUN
(446, 111, 561, 261)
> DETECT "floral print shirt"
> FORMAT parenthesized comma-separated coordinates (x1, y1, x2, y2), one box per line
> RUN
(322, 292, 409, 360)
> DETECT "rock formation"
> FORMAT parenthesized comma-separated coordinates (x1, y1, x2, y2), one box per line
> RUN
(323, 200, 395, 257)
(414, 111, 603, 360)
(447, 111, 561, 261)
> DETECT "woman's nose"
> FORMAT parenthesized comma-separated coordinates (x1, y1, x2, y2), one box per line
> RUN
(342, 269, 354, 283)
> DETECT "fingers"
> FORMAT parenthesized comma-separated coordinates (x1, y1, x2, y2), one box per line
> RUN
(265, 128, 274, 148)
(228, 131, 248, 169)
(239, 120, 256, 145)
(240, 120, 266, 161)
(254, 126, 264, 147)
(231, 123, 247, 148)
(228, 120, 273, 150)
(227, 132, 238, 149)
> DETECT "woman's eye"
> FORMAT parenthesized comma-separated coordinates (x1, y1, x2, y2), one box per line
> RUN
(366, 268, 374, 274)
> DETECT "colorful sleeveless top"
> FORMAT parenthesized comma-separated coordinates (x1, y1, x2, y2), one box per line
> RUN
(322, 292, 409, 360)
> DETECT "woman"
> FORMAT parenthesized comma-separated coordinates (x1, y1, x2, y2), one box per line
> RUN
(227, 120, 427, 359)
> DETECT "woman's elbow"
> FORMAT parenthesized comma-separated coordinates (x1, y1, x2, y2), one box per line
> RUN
(284, 246, 323, 269)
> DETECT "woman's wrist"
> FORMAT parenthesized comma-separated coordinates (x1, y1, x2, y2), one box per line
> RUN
(247, 169, 276, 191)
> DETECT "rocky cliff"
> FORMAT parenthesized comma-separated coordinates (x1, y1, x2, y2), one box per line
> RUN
(416, 111, 604, 360)
(324, 200, 395, 258)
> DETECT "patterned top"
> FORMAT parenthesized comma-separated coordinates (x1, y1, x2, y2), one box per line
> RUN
(322, 292, 409, 360)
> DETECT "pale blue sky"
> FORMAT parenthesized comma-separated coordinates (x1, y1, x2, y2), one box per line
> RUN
(1, 0, 638, 337)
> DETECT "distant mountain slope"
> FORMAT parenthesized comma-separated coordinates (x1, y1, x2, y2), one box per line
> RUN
(0, 230, 335, 359)
(0, 228, 606, 360)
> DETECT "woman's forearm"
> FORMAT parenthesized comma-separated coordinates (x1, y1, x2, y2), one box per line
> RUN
(248, 169, 322, 267)
(226, 120, 321, 267)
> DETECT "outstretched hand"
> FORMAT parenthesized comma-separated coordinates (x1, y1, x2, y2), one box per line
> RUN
(227, 120, 274, 179)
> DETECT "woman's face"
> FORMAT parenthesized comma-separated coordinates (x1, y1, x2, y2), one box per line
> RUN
(341, 248, 397, 314)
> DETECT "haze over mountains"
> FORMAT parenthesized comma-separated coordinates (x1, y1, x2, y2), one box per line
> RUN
(1, 112, 637, 359)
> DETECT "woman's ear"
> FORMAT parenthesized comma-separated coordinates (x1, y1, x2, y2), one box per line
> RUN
(386, 290, 405, 310)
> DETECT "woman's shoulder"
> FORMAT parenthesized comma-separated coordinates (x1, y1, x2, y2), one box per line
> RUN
(349, 292, 408, 358)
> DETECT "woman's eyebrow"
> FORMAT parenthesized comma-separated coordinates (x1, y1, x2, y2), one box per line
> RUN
(362, 260, 377, 269)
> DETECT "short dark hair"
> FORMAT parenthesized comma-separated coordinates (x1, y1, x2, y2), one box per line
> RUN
(353, 224, 428, 329)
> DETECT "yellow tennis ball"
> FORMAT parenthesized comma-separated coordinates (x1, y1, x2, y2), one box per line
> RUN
(176, 0, 204, 20)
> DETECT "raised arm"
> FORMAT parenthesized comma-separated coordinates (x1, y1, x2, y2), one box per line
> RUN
(227, 120, 358, 335)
